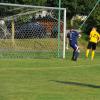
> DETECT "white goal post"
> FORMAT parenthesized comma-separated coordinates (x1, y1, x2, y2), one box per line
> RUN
(0, 3, 66, 59)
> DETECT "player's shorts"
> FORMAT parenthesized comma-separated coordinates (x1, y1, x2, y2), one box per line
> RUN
(69, 41, 78, 50)
(87, 42, 97, 50)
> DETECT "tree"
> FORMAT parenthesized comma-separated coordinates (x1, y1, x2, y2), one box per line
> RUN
(83, 3, 100, 35)
(46, 0, 55, 6)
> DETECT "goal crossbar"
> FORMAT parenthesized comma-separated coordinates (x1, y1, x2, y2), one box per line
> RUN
(0, 3, 66, 10)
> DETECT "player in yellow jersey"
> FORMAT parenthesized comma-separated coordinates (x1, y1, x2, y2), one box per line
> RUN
(86, 27, 100, 60)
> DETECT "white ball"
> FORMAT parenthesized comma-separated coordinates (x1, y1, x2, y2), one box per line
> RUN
(0, 20, 5, 25)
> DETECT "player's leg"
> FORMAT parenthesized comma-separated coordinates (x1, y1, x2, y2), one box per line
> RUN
(86, 49, 89, 58)
(71, 44, 79, 61)
(69, 42, 75, 60)
(86, 42, 91, 58)
(73, 45, 80, 61)
(91, 50, 95, 60)
(72, 50, 75, 60)
(91, 43, 96, 60)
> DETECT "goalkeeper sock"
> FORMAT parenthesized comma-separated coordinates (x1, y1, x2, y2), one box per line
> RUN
(91, 50, 95, 60)
(72, 50, 75, 60)
(75, 51, 79, 60)
(86, 49, 89, 58)
(73, 50, 79, 61)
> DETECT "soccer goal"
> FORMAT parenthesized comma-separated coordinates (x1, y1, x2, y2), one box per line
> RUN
(0, 3, 66, 59)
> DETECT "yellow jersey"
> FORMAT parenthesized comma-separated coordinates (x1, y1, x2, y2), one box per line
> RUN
(89, 29, 100, 43)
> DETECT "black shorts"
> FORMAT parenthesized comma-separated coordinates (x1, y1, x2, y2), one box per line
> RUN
(87, 42, 97, 50)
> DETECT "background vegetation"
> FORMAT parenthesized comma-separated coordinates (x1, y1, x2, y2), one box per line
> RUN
(0, 0, 100, 38)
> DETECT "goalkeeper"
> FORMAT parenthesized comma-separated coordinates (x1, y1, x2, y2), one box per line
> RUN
(67, 28, 81, 61)
(86, 27, 100, 60)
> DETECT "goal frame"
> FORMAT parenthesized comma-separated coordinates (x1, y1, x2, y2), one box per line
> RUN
(0, 3, 66, 59)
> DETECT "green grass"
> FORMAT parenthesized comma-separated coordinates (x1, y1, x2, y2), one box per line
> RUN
(0, 38, 100, 59)
(0, 38, 59, 51)
(0, 38, 62, 58)
(0, 53, 100, 100)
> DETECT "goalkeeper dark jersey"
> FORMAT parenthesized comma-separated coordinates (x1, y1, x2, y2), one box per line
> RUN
(69, 30, 79, 44)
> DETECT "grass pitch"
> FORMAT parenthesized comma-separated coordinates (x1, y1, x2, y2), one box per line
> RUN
(0, 53, 100, 100)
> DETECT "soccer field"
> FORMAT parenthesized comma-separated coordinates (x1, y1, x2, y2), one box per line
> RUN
(0, 54, 100, 100)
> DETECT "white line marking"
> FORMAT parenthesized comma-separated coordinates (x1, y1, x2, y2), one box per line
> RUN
(0, 64, 99, 71)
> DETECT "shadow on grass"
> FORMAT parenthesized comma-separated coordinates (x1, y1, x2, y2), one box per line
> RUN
(51, 80, 100, 89)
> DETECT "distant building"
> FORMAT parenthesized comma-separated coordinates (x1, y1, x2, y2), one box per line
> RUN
(32, 15, 64, 37)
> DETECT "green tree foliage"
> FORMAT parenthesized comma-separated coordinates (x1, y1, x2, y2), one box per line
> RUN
(83, 3, 100, 36)
(0, 0, 100, 34)
(45, 0, 97, 19)
(92, 4, 100, 32)
(0, 0, 47, 5)
(20, 0, 47, 5)
(46, 0, 56, 6)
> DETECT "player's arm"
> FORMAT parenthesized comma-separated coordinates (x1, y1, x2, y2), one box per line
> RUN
(98, 34, 100, 42)
(89, 31, 92, 39)
(78, 30, 82, 38)
(78, 33, 81, 38)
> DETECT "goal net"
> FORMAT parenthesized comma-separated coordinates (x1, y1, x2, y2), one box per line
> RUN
(0, 3, 66, 59)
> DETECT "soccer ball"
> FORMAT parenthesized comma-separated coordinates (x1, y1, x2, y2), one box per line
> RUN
(0, 20, 5, 25)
